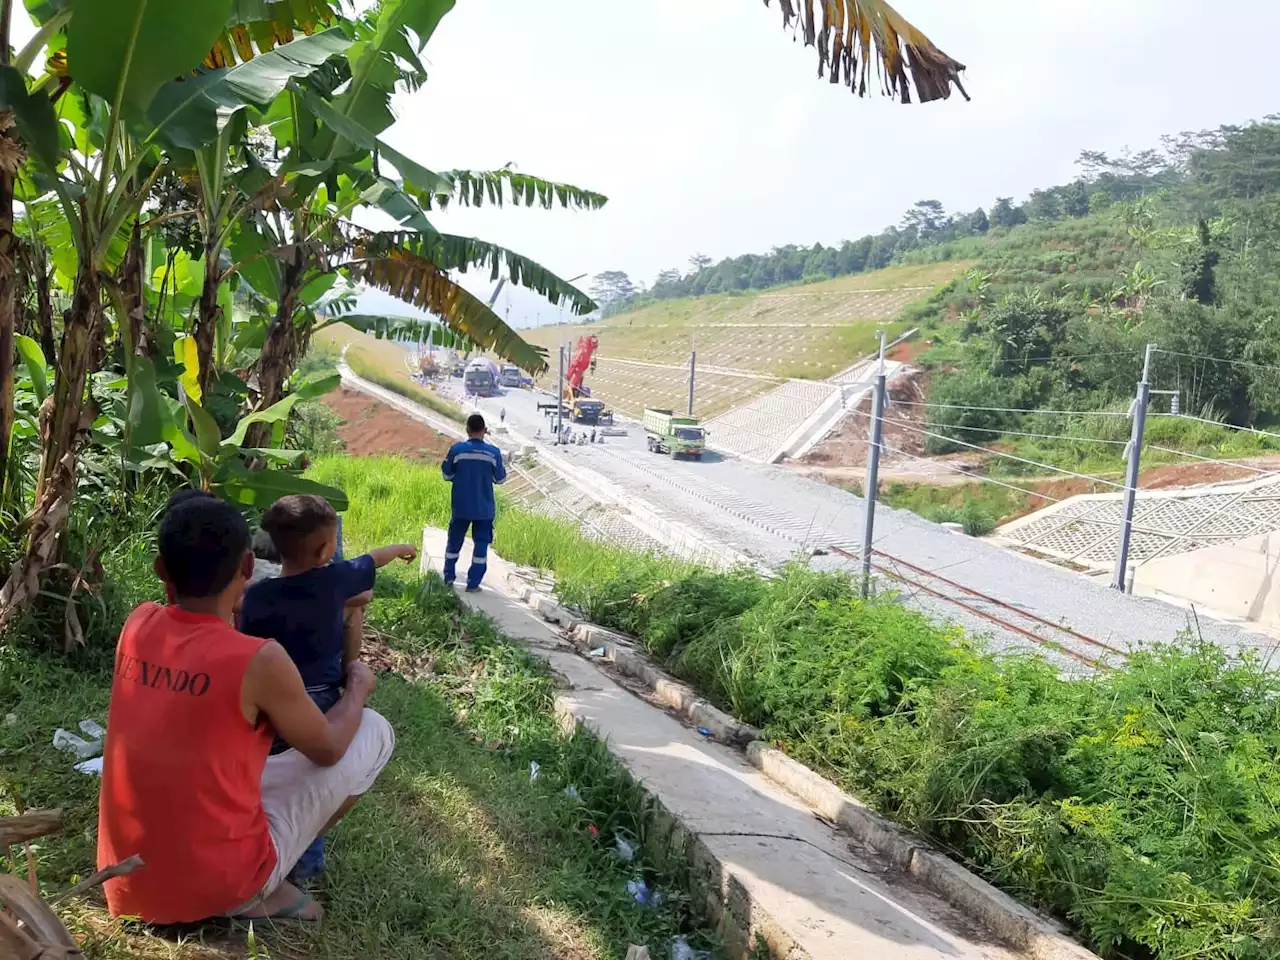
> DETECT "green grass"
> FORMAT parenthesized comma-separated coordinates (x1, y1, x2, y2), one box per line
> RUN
(0, 477, 717, 960)
(878, 481, 1030, 533)
(299, 459, 1280, 959)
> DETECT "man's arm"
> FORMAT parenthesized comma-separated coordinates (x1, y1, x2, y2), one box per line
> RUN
(441, 444, 456, 482)
(242, 642, 374, 767)
(493, 447, 507, 485)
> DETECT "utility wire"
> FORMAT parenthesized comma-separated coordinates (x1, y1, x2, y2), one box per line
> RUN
(1145, 444, 1280, 478)
(1148, 412, 1280, 445)
(890, 400, 1133, 418)
(873, 440, 1064, 504)
(1153, 347, 1280, 374)
(852, 409, 1127, 489)
(913, 422, 1127, 445)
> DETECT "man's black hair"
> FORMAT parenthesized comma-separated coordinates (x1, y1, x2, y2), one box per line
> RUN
(466, 413, 486, 435)
(158, 494, 251, 598)
(261, 494, 338, 564)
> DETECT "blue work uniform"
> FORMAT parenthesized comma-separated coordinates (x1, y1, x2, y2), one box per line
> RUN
(441, 436, 507, 588)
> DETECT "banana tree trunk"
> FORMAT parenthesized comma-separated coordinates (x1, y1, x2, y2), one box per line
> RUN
(0, 165, 14, 501)
(120, 221, 150, 359)
(245, 245, 304, 449)
(194, 245, 219, 397)
(25, 243, 57, 365)
(0, 261, 99, 629)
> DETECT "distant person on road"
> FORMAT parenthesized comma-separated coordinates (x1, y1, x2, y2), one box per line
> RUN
(499, 407, 506, 425)
(441, 413, 507, 592)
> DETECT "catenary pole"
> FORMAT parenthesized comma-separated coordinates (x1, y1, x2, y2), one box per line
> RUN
(1112, 343, 1154, 591)
(861, 331, 887, 598)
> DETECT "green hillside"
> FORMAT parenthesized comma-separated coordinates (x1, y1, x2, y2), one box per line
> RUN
(522, 262, 966, 418)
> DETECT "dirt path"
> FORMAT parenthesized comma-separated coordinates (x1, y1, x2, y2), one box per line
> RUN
(322, 386, 454, 460)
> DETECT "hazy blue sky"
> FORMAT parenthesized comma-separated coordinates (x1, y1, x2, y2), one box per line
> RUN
(363, 0, 1280, 327)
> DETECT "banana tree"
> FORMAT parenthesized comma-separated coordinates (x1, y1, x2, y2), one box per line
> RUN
(763, 0, 966, 102)
(0, 0, 279, 627)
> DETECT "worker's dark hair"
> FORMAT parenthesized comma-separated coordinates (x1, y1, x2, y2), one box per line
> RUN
(158, 493, 250, 599)
(466, 413, 486, 435)
(261, 494, 338, 565)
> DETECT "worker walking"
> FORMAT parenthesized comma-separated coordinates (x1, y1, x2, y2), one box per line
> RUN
(441, 414, 506, 592)
(499, 407, 506, 425)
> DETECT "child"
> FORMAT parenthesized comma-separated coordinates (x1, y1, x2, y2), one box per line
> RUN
(238, 494, 416, 880)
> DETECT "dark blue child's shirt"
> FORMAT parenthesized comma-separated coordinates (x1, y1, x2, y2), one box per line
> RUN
(239, 556, 377, 697)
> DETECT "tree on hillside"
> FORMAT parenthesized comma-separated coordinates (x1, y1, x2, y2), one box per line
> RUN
(990, 197, 1028, 228)
(688, 253, 712, 274)
(591, 271, 637, 305)
(1063, 180, 1090, 217)
(903, 199, 947, 237)
(1181, 219, 1220, 304)
(655, 268, 682, 287)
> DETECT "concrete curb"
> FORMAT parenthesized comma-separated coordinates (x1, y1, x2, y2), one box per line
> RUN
(506, 570, 1098, 960)
(744, 746, 1096, 960)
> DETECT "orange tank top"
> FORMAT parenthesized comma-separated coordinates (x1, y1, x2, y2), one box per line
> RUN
(97, 603, 276, 923)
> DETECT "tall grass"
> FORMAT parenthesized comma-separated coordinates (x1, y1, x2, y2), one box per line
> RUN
(314, 456, 1280, 957)
(306, 456, 693, 589)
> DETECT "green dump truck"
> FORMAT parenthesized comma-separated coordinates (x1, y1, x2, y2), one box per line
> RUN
(643, 408, 706, 460)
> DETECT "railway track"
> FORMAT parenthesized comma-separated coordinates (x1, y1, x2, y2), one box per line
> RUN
(586, 441, 1122, 667)
(826, 545, 1125, 669)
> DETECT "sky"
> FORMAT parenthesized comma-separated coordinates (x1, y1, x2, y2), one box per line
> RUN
(16, 3, 1280, 330)
(361, 0, 1280, 328)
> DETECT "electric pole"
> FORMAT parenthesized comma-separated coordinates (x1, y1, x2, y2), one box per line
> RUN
(860, 331, 887, 599)
(1113, 343, 1154, 592)
(687, 338, 696, 417)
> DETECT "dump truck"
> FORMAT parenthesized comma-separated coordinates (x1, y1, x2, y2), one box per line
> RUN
(643, 408, 705, 460)
(499, 363, 523, 388)
(463, 357, 497, 397)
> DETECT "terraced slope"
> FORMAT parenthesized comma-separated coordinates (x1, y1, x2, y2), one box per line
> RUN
(523, 261, 968, 419)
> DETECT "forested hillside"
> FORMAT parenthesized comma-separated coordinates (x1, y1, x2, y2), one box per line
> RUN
(593, 116, 1280, 464)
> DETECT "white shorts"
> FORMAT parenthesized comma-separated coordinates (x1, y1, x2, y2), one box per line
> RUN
(233, 708, 395, 912)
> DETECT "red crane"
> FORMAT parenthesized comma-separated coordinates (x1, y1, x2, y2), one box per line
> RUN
(565, 335, 599, 396)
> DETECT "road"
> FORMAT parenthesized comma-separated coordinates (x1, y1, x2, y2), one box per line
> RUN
(417, 373, 1276, 667)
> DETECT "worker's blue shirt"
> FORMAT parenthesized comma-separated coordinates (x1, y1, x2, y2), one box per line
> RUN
(442, 437, 506, 520)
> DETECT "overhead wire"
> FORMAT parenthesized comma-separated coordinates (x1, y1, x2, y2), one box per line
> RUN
(1152, 347, 1280, 374)
(1144, 444, 1280, 478)
(904, 421, 1128, 445)
(1149, 411, 1280, 445)
(872, 439, 1064, 504)
(890, 400, 1133, 418)
(851, 409, 1128, 489)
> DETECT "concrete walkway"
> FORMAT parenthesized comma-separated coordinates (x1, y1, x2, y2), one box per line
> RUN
(420, 528, 1024, 960)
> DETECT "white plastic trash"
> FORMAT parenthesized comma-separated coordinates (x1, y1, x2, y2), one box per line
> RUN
(614, 833, 636, 863)
(625, 947, 651, 960)
(529, 761, 540, 782)
(53, 728, 101, 760)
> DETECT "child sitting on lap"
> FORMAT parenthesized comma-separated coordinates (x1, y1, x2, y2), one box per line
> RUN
(238, 494, 416, 879)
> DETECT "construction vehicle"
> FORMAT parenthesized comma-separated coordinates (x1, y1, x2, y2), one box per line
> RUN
(500, 363, 523, 388)
(463, 357, 498, 396)
(562, 335, 614, 425)
(644, 408, 706, 459)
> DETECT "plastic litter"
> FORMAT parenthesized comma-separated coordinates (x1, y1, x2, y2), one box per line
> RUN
(626, 879, 663, 908)
(53, 727, 102, 760)
(3, 712, 15, 726)
(614, 833, 636, 863)
(74, 756, 104, 777)
(669, 936, 709, 960)
(79, 719, 106, 740)
(587, 823, 599, 838)
(625, 946, 651, 960)
(564, 785, 580, 801)
(529, 761, 541, 782)
(588, 647, 607, 658)
(696, 727, 713, 738)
